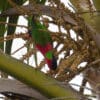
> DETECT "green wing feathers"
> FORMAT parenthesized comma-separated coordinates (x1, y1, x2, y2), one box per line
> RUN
(29, 16, 52, 46)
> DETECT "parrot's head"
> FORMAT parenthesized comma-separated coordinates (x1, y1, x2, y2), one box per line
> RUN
(36, 44, 57, 70)
(46, 55, 57, 70)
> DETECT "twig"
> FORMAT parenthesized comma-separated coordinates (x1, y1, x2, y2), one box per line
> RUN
(11, 39, 32, 55)
(0, 21, 29, 29)
(21, 48, 37, 61)
(80, 78, 87, 94)
(11, 44, 26, 55)
(70, 83, 97, 94)
(88, 59, 100, 67)
(77, 10, 100, 14)
(0, 33, 30, 43)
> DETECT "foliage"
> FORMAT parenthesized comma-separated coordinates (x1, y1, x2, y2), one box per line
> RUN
(0, 0, 100, 99)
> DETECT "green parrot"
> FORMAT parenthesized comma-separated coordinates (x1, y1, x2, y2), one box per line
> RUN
(28, 16, 57, 70)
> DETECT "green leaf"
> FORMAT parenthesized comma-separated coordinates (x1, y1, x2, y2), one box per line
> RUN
(0, 0, 9, 11)
(0, 17, 7, 50)
(0, 0, 9, 50)
(5, 0, 24, 54)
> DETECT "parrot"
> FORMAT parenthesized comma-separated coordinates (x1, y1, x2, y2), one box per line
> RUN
(28, 16, 57, 70)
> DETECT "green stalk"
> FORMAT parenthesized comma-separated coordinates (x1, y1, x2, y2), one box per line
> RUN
(0, 50, 80, 100)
